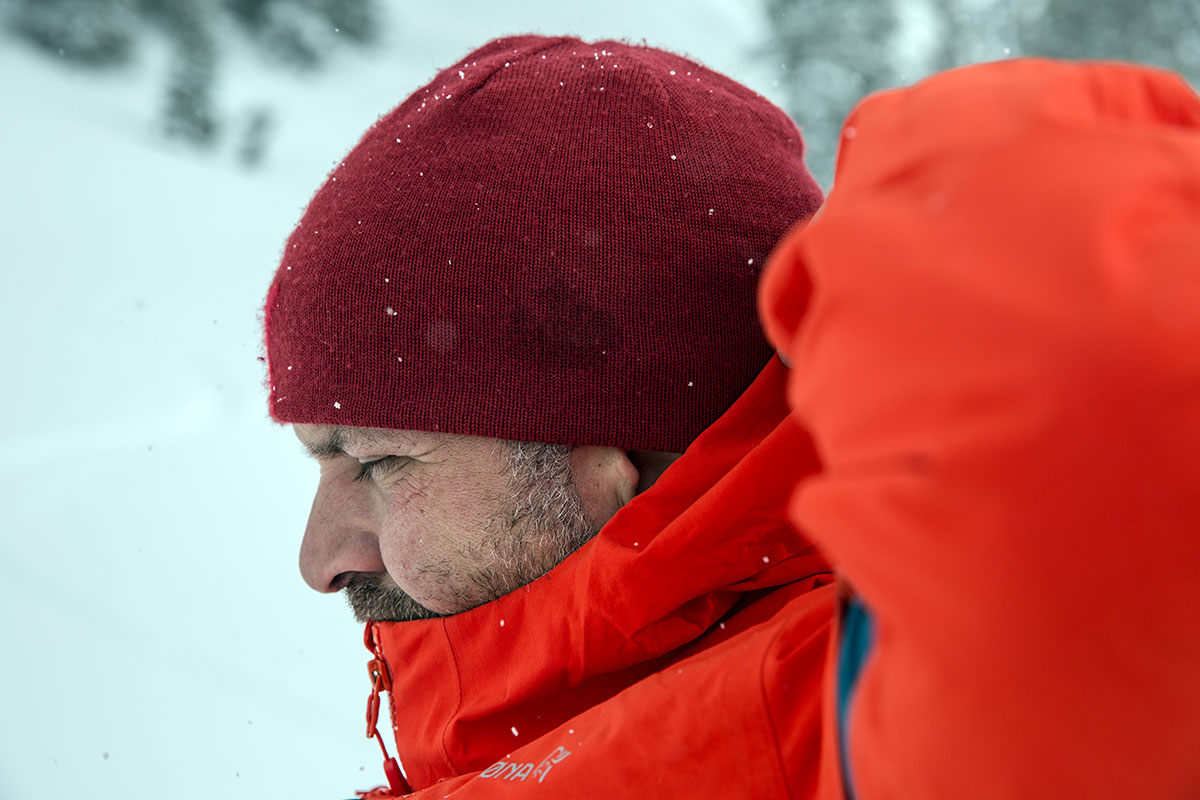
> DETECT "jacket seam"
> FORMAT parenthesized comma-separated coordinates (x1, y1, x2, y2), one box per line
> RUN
(440, 619, 467, 773)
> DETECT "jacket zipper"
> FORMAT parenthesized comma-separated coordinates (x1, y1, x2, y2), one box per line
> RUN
(367, 622, 412, 796)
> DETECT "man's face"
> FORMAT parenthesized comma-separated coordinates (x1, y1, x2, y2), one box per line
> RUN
(293, 425, 637, 621)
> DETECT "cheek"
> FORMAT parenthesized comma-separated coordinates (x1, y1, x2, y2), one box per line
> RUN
(368, 443, 524, 614)
(389, 472, 432, 511)
(374, 474, 497, 580)
(375, 475, 438, 576)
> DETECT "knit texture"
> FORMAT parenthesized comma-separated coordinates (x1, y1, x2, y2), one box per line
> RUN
(263, 35, 822, 451)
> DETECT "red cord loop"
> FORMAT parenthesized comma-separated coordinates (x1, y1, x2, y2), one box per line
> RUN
(363, 629, 412, 796)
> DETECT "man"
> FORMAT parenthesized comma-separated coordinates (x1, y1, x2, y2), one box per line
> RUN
(265, 34, 1200, 799)
(265, 34, 826, 797)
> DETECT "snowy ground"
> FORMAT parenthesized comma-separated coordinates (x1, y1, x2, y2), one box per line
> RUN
(0, 2, 794, 798)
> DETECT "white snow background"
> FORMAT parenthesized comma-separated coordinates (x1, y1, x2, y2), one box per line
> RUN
(0, 2, 806, 798)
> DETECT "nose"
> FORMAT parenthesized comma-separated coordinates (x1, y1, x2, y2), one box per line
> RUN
(298, 472, 387, 593)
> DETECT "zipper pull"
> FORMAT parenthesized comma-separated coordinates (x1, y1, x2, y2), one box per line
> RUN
(365, 625, 412, 796)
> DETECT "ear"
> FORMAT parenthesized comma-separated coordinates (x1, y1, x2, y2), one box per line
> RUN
(569, 446, 640, 526)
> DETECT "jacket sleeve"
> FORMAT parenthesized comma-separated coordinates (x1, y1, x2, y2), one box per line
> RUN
(760, 58, 1200, 800)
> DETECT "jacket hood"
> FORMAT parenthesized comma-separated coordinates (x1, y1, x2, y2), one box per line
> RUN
(367, 357, 829, 790)
(755, 58, 1200, 800)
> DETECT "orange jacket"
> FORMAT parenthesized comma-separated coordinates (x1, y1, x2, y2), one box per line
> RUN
(360, 58, 1200, 799)
(761, 58, 1200, 799)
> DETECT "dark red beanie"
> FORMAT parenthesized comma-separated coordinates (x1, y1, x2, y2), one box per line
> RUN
(264, 35, 822, 451)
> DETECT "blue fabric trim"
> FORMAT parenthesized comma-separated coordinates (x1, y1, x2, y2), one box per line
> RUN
(837, 595, 875, 800)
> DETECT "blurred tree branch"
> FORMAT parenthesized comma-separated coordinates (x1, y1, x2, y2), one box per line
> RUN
(761, 0, 1199, 188)
(3, 0, 381, 161)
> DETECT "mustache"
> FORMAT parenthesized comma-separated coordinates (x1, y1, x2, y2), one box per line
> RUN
(343, 574, 442, 623)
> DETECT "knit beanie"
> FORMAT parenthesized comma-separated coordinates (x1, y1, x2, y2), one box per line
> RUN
(263, 35, 822, 452)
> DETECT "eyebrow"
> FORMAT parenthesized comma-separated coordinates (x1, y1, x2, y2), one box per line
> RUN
(300, 427, 347, 459)
(301, 427, 411, 459)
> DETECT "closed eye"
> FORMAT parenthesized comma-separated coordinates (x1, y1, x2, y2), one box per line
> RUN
(354, 455, 411, 483)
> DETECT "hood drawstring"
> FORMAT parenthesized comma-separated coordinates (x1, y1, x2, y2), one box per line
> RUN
(364, 623, 411, 797)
